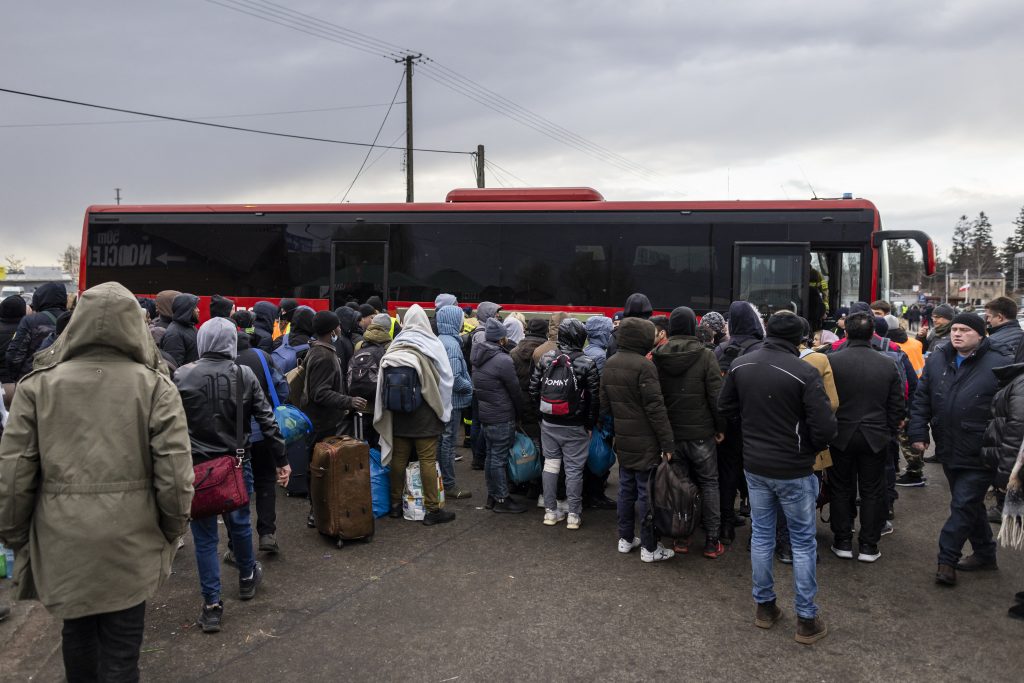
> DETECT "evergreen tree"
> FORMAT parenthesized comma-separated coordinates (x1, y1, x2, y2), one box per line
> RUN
(1002, 204, 1024, 291)
(970, 211, 1000, 275)
(949, 215, 972, 271)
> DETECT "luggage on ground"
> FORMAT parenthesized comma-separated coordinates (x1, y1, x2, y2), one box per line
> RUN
(649, 459, 702, 539)
(507, 431, 541, 484)
(285, 439, 310, 496)
(310, 435, 374, 547)
(402, 461, 446, 521)
(587, 421, 616, 476)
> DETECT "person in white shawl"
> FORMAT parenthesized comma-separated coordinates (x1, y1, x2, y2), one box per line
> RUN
(374, 304, 455, 525)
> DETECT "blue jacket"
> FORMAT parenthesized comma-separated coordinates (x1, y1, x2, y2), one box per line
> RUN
(437, 305, 473, 410)
(584, 315, 613, 374)
(909, 338, 1009, 470)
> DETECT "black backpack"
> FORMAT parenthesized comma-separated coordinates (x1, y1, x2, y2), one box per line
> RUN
(539, 352, 581, 417)
(382, 365, 423, 413)
(718, 338, 759, 375)
(347, 344, 386, 400)
(649, 459, 702, 539)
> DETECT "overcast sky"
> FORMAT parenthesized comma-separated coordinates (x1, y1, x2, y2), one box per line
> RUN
(2, 0, 1022, 268)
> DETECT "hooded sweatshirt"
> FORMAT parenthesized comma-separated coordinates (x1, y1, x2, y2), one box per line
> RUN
(159, 293, 200, 367)
(470, 301, 502, 353)
(251, 301, 278, 354)
(5, 282, 68, 382)
(153, 289, 180, 329)
(0, 294, 27, 383)
(714, 301, 765, 369)
(0, 282, 194, 619)
(504, 317, 525, 345)
(623, 293, 654, 319)
(437, 305, 473, 410)
(584, 315, 613, 373)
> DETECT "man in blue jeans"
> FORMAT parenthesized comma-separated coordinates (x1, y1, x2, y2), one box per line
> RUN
(719, 311, 836, 644)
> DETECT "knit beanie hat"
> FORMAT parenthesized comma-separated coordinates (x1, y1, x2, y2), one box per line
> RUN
(313, 310, 341, 336)
(668, 306, 697, 336)
(372, 313, 392, 329)
(765, 311, 804, 344)
(933, 304, 955, 321)
(209, 294, 235, 319)
(874, 316, 890, 336)
(951, 312, 986, 338)
(485, 316, 506, 342)
(365, 295, 384, 313)
(358, 304, 376, 319)
(526, 318, 548, 338)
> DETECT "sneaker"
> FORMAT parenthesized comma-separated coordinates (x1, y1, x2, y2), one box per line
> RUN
(641, 544, 675, 563)
(585, 494, 618, 510)
(197, 601, 224, 634)
(422, 509, 456, 526)
(566, 513, 581, 530)
(957, 554, 998, 572)
(857, 544, 881, 563)
(935, 563, 957, 586)
(453, 453, 464, 462)
(880, 521, 894, 536)
(258, 534, 279, 554)
(673, 538, 690, 555)
(447, 487, 473, 500)
(543, 509, 567, 526)
(537, 494, 546, 509)
(485, 495, 496, 510)
(703, 538, 725, 559)
(238, 562, 263, 601)
(775, 545, 793, 564)
(738, 498, 751, 518)
(492, 497, 527, 514)
(618, 537, 642, 554)
(831, 540, 854, 559)
(987, 504, 1002, 524)
(222, 549, 237, 567)
(795, 615, 828, 644)
(1009, 603, 1024, 620)
(754, 599, 782, 629)
(895, 472, 926, 487)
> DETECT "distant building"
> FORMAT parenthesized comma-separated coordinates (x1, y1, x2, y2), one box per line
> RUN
(948, 271, 1005, 307)
(0, 267, 75, 304)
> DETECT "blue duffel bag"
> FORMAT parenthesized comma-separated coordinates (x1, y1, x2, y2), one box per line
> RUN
(369, 447, 391, 518)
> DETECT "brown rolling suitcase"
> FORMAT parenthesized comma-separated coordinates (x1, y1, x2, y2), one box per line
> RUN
(310, 435, 374, 548)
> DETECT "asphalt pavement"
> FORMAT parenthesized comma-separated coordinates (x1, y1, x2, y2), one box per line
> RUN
(2, 447, 1023, 681)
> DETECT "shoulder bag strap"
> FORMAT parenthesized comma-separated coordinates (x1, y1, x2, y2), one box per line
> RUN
(235, 365, 245, 457)
(254, 351, 280, 408)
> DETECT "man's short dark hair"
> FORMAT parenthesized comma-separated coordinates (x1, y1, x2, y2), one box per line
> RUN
(846, 312, 875, 341)
(870, 300, 891, 315)
(985, 296, 1018, 320)
(650, 315, 669, 334)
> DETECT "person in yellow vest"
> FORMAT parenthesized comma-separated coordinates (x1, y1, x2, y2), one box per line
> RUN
(272, 299, 298, 340)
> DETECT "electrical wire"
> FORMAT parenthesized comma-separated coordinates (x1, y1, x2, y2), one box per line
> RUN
(485, 159, 530, 186)
(0, 86, 470, 155)
(0, 102, 406, 129)
(340, 73, 404, 202)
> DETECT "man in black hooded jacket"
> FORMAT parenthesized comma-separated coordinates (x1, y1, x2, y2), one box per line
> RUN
(334, 306, 361, 385)
(159, 293, 200, 368)
(0, 294, 27, 383)
(6, 282, 68, 381)
(251, 301, 277, 354)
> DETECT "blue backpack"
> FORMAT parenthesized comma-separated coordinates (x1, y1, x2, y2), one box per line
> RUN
(382, 365, 423, 413)
(272, 336, 309, 374)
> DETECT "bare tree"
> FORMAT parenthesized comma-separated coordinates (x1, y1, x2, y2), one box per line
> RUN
(4, 254, 25, 273)
(59, 244, 81, 285)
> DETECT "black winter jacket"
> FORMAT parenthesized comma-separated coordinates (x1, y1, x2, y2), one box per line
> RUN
(173, 354, 285, 465)
(652, 335, 725, 441)
(302, 340, 354, 436)
(160, 294, 199, 368)
(981, 362, 1024, 488)
(5, 282, 67, 381)
(0, 320, 20, 384)
(471, 339, 522, 424)
(529, 319, 600, 429)
(987, 320, 1024, 359)
(251, 301, 277, 354)
(333, 306, 361, 384)
(827, 339, 905, 453)
(511, 333, 546, 427)
(598, 318, 675, 470)
(718, 337, 837, 479)
(909, 339, 1008, 470)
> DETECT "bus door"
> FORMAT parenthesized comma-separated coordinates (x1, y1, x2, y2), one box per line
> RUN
(331, 241, 388, 309)
(733, 242, 810, 317)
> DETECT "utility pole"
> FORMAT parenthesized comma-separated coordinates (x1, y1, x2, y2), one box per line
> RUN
(475, 144, 485, 188)
(115, 188, 121, 205)
(399, 54, 422, 203)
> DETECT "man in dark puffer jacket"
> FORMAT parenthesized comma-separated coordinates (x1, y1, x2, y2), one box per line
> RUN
(530, 318, 600, 529)
(653, 306, 727, 558)
(6, 282, 68, 381)
(600, 317, 676, 563)
(159, 293, 200, 368)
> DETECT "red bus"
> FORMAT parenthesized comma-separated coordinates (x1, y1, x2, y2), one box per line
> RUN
(80, 187, 935, 320)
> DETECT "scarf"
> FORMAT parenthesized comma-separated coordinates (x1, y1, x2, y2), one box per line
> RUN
(998, 442, 1024, 550)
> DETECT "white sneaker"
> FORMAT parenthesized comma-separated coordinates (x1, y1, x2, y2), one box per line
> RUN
(618, 537, 642, 553)
(543, 509, 567, 526)
(881, 521, 894, 537)
(566, 513, 581, 530)
(641, 543, 675, 563)
(537, 494, 545, 509)
(453, 454, 464, 462)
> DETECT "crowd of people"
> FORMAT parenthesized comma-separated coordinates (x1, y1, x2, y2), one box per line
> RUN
(2, 281, 1024, 677)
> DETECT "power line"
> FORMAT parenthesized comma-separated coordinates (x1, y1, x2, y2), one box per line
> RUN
(485, 159, 530, 186)
(341, 73, 405, 202)
(202, 0, 660, 181)
(0, 86, 471, 155)
(0, 102, 406, 129)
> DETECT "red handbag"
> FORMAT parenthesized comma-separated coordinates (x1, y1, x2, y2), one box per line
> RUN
(190, 367, 250, 519)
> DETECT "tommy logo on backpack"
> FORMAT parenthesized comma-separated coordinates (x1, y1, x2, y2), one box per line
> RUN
(540, 353, 580, 416)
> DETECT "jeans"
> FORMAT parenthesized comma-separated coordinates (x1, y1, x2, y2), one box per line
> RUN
(829, 431, 887, 546)
(676, 438, 721, 536)
(938, 466, 997, 566)
(190, 462, 255, 605)
(250, 439, 277, 537)
(541, 422, 590, 514)
(438, 407, 462, 491)
(61, 602, 146, 683)
(745, 471, 820, 619)
(617, 466, 656, 552)
(390, 436, 443, 512)
(482, 421, 514, 500)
